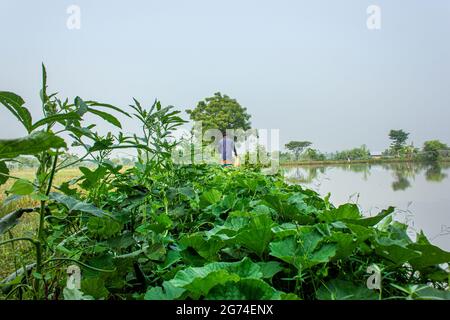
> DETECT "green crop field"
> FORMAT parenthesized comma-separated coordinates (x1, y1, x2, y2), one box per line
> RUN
(0, 169, 80, 280)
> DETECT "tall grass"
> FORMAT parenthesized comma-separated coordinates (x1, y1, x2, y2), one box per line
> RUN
(0, 169, 79, 279)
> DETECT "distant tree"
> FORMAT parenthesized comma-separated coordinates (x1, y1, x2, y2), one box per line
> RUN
(422, 140, 448, 162)
(285, 141, 312, 161)
(333, 145, 370, 161)
(403, 143, 419, 159)
(15, 156, 40, 168)
(304, 148, 326, 161)
(279, 151, 292, 163)
(186, 92, 251, 133)
(389, 129, 409, 154)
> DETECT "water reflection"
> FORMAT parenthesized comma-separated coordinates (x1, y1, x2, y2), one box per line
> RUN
(284, 166, 325, 184)
(425, 164, 448, 182)
(284, 162, 450, 191)
(388, 163, 421, 191)
(283, 162, 450, 250)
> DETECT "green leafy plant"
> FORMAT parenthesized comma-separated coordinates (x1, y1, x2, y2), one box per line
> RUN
(0, 65, 130, 298)
(1, 66, 449, 301)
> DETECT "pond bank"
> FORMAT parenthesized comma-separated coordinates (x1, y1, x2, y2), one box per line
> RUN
(281, 157, 450, 167)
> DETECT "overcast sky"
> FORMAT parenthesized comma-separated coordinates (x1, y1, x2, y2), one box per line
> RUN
(0, 0, 449, 154)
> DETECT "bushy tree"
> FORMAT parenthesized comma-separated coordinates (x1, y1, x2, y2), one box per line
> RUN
(304, 148, 326, 161)
(186, 92, 251, 133)
(334, 145, 370, 161)
(285, 141, 312, 161)
(422, 140, 448, 162)
(389, 129, 409, 154)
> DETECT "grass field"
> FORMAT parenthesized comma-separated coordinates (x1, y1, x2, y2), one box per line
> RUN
(0, 168, 80, 279)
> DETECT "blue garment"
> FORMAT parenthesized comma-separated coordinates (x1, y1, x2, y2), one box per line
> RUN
(217, 137, 235, 161)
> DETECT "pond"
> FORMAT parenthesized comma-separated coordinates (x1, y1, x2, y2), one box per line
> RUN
(283, 162, 450, 251)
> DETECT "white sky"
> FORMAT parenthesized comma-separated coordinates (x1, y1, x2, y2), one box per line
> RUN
(1, 0, 449, 154)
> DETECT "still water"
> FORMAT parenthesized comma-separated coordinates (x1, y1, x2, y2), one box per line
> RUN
(283, 162, 450, 251)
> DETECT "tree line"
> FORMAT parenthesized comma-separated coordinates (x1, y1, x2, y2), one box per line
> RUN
(284, 129, 449, 163)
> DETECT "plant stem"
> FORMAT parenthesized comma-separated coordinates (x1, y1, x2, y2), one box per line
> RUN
(0, 237, 38, 247)
(45, 153, 58, 197)
(35, 152, 58, 298)
(43, 257, 116, 273)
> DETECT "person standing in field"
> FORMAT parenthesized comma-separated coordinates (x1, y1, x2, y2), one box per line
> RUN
(218, 132, 238, 167)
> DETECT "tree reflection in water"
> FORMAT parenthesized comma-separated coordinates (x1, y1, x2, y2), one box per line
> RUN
(425, 164, 448, 182)
(283, 162, 450, 191)
(283, 165, 324, 184)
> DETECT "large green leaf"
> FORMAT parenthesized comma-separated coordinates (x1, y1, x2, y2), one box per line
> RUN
(308, 244, 337, 267)
(327, 232, 358, 259)
(159, 250, 182, 270)
(269, 228, 337, 270)
(271, 223, 298, 239)
(345, 206, 395, 227)
(316, 279, 378, 300)
(0, 131, 66, 158)
(346, 223, 375, 242)
(8, 179, 34, 195)
(166, 258, 262, 297)
(81, 278, 109, 299)
(206, 278, 282, 300)
(257, 261, 284, 279)
(206, 216, 248, 240)
(297, 226, 324, 253)
(172, 269, 239, 297)
(0, 91, 32, 132)
(408, 243, 450, 269)
(320, 203, 361, 222)
(87, 216, 122, 239)
(148, 214, 173, 234)
(269, 237, 300, 268)
(144, 282, 186, 300)
(411, 285, 450, 300)
(49, 192, 112, 218)
(179, 233, 224, 261)
(263, 194, 314, 224)
(374, 239, 421, 265)
(177, 186, 196, 199)
(235, 213, 275, 257)
(200, 189, 222, 207)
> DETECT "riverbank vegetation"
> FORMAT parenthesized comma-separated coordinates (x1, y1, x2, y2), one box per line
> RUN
(1, 67, 449, 300)
(282, 129, 449, 165)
